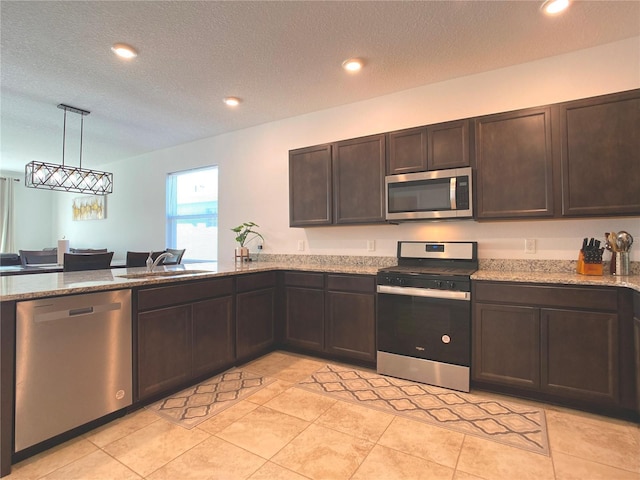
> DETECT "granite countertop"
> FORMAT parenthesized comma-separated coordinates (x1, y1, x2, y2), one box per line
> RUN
(471, 270, 640, 293)
(1, 260, 639, 302)
(0, 261, 382, 302)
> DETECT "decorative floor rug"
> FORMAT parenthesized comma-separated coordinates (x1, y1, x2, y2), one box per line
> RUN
(147, 369, 275, 429)
(296, 364, 550, 455)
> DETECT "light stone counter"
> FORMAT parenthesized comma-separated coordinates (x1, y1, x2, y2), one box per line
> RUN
(2, 256, 639, 302)
(0, 261, 383, 302)
(471, 270, 640, 293)
(473, 258, 640, 293)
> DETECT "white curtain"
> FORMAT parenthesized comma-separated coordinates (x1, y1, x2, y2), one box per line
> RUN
(0, 177, 16, 253)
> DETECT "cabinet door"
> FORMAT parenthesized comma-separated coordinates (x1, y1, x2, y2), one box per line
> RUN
(634, 292, 640, 414)
(138, 305, 191, 400)
(289, 144, 332, 227)
(474, 107, 554, 219)
(284, 286, 325, 352)
(192, 296, 234, 378)
(325, 291, 376, 362)
(558, 90, 640, 216)
(387, 127, 428, 175)
(541, 308, 619, 405)
(333, 134, 386, 224)
(427, 119, 470, 170)
(236, 288, 275, 360)
(472, 303, 540, 389)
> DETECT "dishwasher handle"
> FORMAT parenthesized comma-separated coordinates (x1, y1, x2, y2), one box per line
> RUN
(34, 302, 122, 323)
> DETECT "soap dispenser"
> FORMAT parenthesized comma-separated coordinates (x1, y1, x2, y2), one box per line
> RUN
(146, 252, 153, 272)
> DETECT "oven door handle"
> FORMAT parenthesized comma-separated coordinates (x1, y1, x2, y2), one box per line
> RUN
(377, 284, 470, 301)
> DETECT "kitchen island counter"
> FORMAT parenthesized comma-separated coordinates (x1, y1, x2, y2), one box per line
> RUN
(0, 261, 382, 302)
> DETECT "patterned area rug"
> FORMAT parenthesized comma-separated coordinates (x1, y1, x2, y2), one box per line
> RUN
(147, 369, 275, 429)
(296, 364, 549, 455)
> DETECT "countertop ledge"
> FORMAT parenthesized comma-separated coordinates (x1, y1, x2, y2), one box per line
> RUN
(1, 262, 639, 301)
(471, 270, 640, 293)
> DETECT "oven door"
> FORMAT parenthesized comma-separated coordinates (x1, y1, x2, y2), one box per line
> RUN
(377, 286, 471, 366)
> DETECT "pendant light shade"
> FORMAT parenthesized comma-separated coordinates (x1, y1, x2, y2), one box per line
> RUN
(25, 161, 113, 194)
(24, 104, 113, 195)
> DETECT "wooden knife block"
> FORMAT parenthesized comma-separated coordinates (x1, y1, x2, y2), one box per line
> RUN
(576, 251, 603, 276)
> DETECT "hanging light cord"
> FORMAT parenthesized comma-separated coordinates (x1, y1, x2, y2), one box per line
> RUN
(62, 107, 67, 167)
(79, 113, 84, 169)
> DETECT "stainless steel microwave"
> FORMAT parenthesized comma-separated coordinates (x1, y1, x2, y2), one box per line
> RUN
(385, 167, 473, 221)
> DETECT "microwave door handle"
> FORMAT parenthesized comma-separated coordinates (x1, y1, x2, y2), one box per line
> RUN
(450, 177, 457, 210)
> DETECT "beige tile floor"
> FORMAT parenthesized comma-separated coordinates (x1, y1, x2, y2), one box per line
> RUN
(6, 351, 640, 480)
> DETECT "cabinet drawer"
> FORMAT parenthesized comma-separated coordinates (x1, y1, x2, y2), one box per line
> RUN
(284, 271, 324, 288)
(236, 271, 276, 292)
(138, 278, 233, 311)
(326, 274, 375, 293)
(474, 282, 617, 311)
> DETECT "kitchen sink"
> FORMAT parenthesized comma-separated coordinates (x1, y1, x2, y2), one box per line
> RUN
(117, 270, 213, 279)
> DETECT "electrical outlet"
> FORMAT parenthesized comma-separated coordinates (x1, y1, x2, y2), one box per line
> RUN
(367, 240, 375, 252)
(524, 238, 536, 254)
(297, 240, 305, 251)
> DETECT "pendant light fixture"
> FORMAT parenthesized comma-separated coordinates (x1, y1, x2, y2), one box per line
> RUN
(25, 104, 113, 195)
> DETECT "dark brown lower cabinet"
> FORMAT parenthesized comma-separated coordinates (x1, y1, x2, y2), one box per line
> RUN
(192, 297, 234, 378)
(473, 303, 540, 389)
(137, 278, 234, 400)
(138, 305, 193, 399)
(634, 291, 640, 414)
(283, 274, 325, 352)
(472, 281, 633, 414)
(325, 289, 376, 362)
(282, 272, 376, 364)
(236, 272, 276, 361)
(541, 308, 618, 404)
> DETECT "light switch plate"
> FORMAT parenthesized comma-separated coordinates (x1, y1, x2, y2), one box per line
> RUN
(367, 240, 375, 252)
(297, 240, 305, 251)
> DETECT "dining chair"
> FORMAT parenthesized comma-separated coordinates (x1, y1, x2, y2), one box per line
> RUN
(126, 251, 167, 268)
(63, 252, 114, 272)
(163, 248, 186, 265)
(70, 248, 108, 254)
(0, 253, 22, 266)
(19, 250, 58, 267)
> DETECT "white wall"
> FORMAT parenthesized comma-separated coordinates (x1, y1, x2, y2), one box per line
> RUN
(15, 37, 640, 262)
(0, 178, 56, 251)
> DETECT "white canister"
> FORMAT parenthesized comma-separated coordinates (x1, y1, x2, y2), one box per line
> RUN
(57, 239, 70, 265)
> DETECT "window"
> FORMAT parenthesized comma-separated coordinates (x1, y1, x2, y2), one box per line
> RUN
(166, 167, 218, 262)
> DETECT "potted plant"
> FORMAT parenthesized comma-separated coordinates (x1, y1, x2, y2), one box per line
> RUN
(231, 221, 264, 260)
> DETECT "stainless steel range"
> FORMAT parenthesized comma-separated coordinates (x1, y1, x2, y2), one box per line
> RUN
(376, 241, 478, 392)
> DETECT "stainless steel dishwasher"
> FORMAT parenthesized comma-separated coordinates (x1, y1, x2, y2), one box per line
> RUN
(15, 290, 132, 451)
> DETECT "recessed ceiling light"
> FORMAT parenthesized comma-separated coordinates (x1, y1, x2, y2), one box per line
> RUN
(342, 58, 363, 72)
(223, 97, 241, 107)
(111, 43, 138, 59)
(541, 0, 570, 15)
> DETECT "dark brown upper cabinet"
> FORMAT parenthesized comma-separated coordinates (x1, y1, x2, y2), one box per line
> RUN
(333, 134, 386, 224)
(428, 119, 471, 171)
(474, 107, 555, 219)
(387, 126, 427, 174)
(289, 135, 386, 227)
(289, 144, 333, 227)
(387, 119, 470, 175)
(557, 90, 640, 217)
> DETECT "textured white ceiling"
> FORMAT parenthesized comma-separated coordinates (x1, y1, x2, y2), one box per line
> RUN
(1, 1, 639, 172)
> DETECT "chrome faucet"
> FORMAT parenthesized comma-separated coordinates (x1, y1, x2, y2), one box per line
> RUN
(146, 252, 173, 272)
